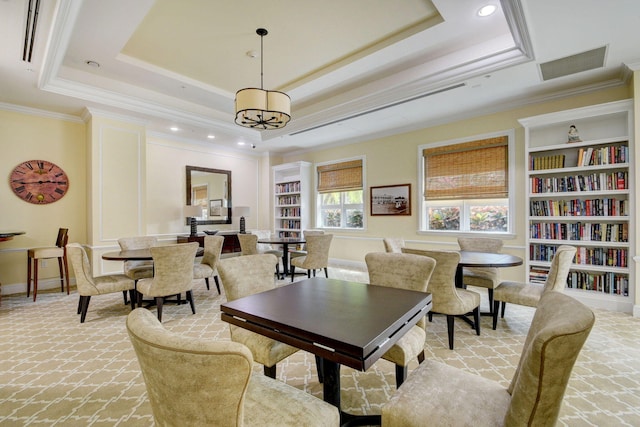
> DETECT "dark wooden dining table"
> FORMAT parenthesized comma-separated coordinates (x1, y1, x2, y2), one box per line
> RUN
(257, 236, 305, 275)
(101, 246, 204, 261)
(221, 277, 432, 426)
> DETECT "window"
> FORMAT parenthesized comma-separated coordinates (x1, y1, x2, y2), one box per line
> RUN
(420, 133, 514, 234)
(316, 158, 365, 229)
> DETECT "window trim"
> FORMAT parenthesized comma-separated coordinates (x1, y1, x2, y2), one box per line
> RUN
(418, 130, 515, 236)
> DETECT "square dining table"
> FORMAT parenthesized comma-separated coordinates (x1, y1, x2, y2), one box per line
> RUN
(221, 277, 432, 426)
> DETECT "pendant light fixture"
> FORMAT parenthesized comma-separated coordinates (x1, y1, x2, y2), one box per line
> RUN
(235, 28, 291, 130)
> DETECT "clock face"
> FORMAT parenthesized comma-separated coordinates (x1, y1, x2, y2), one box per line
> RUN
(9, 160, 69, 204)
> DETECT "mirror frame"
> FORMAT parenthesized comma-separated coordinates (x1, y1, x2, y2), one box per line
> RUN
(186, 165, 232, 225)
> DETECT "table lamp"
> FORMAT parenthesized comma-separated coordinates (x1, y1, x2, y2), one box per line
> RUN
(183, 205, 202, 237)
(235, 206, 250, 234)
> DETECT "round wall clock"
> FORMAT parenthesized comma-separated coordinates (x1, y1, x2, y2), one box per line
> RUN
(9, 160, 69, 204)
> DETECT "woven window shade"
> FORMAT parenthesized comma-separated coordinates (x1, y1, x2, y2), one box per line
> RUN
(423, 136, 508, 200)
(317, 159, 363, 193)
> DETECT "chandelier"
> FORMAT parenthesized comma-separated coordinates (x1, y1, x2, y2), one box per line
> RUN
(235, 28, 291, 130)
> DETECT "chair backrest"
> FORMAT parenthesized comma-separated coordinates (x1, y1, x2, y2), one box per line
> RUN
(66, 243, 98, 295)
(202, 235, 224, 268)
(299, 234, 333, 269)
(457, 237, 503, 254)
(149, 243, 199, 295)
(56, 228, 69, 248)
(217, 254, 278, 301)
(543, 245, 577, 293)
(117, 236, 158, 250)
(126, 308, 253, 426)
(251, 229, 273, 251)
(365, 252, 436, 329)
(237, 233, 259, 255)
(383, 237, 405, 253)
(505, 292, 594, 425)
(401, 248, 461, 308)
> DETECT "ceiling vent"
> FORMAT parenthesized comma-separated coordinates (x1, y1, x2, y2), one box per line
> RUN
(539, 46, 607, 81)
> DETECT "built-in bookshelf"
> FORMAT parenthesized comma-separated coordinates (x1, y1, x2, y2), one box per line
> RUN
(519, 99, 634, 312)
(272, 161, 311, 239)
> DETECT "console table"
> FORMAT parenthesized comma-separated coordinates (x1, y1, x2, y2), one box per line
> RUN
(177, 232, 241, 254)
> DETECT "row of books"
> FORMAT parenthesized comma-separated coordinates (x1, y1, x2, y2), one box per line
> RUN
(277, 230, 301, 238)
(278, 219, 301, 229)
(530, 171, 627, 193)
(530, 244, 628, 268)
(529, 222, 629, 242)
(529, 197, 629, 217)
(566, 271, 629, 296)
(277, 207, 301, 217)
(275, 181, 301, 194)
(529, 154, 565, 170)
(577, 144, 628, 167)
(276, 195, 300, 205)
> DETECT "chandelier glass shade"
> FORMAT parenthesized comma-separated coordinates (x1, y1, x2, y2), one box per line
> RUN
(235, 28, 291, 130)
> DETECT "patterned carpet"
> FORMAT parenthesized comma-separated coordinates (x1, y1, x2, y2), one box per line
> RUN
(1, 266, 639, 426)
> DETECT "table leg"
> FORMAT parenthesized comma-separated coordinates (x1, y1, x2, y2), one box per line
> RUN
(281, 243, 290, 275)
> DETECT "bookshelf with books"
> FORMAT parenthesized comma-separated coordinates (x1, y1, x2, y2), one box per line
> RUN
(519, 99, 634, 312)
(273, 161, 311, 239)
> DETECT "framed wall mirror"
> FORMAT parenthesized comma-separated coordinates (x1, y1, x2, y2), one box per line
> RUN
(186, 165, 232, 224)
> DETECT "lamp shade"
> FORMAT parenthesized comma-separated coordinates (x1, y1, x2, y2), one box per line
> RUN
(235, 206, 251, 218)
(235, 88, 291, 130)
(183, 205, 202, 218)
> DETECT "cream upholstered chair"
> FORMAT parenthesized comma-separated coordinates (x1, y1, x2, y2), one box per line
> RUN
(117, 236, 158, 304)
(126, 308, 339, 427)
(365, 252, 436, 388)
(402, 248, 481, 350)
(457, 237, 503, 311)
(238, 233, 283, 278)
(217, 254, 300, 378)
(290, 234, 333, 282)
(136, 242, 199, 321)
(27, 227, 70, 301)
(383, 237, 405, 253)
(66, 243, 135, 323)
(193, 235, 224, 293)
(290, 229, 325, 260)
(493, 245, 577, 330)
(381, 292, 595, 427)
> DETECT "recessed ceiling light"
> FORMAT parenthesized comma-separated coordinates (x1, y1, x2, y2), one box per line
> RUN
(477, 4, 497, 17)
(207, 134, 215, 139)
(170, 126, 179, 132)
(237, 142, 246, 145)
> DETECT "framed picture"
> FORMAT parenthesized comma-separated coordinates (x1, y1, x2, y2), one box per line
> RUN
(209, 199, 223, 216)
(370, 184, 411, 216)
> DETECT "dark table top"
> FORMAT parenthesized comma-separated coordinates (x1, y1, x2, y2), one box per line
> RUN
(102, 246, 204, 261)
(0, 231, 25, 241)
(221, 277, 432, 371)
(257, 237, 306, 244)
(458, 250, 523, 268)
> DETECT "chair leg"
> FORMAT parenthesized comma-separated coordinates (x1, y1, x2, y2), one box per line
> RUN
(32, 260, 39, 302)
(213, 276, 221, 294)
(473, 307, 481, 336)
(57, 257, 65, 292)
(446, 315, 455, 350)
(77, 296, 83, 314)
(128, 290, 136, 310)
(264, 364, 276, 379)
(492, 300, 500, 330)
(137, 290, 143, 308)
(315, 355, 324, 383)
(395, 364, 408, 388)
(488, 288, 494, 313)
(80, 296, 91, 323)
(501, 301, 506, 318)
(122, 291, 128, 305)
(307, 270, 311, 278)
(290, 266, 296, 282)
(186, 290, 196, 314)
(63, 253, 70, 295)
(324, 267, 329, 278)
(428, 312, 433, 322)
(156, 297, 164, 322)
(417, 350, 425, 364)
(204, 278, 210, 290)
(27, 255, 32, 298)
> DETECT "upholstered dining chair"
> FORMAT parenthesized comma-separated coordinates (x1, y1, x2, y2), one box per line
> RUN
(493, 245, 577, 330)
(402, 248, 481, 350)
(238, 232, 283, 278)
(381, 292, 595, 427)
(126, 308, 339, 427)
(217, 254, 300, 379)
(457, 237, 503, 311)
(117, 236, 158, 304)
(136, 242, 199, 322)
(289, 229, 325, 260)
(27, 227, 70, 301)
(383, 237, 405, 253)
(66, 243, 136, 323)
(365, 252, 436, 388)
(193, 235, 224, 293)
(290, 233, 333, 282)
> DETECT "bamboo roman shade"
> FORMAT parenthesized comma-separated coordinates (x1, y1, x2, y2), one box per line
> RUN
(423, 136, 508, 200)
(317, 159, 363, 193)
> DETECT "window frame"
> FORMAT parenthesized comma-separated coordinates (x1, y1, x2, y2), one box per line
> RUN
(418, 130, 515, 237)
(315, 156, 366, 231)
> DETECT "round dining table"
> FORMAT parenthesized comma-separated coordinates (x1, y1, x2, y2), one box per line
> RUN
(102, 246, 204, 261)
(257, 236, 306, 276)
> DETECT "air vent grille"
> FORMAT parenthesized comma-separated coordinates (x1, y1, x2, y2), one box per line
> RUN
(539, 46, 607, 81)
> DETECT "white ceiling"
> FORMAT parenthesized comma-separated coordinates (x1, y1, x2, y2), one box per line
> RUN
(1, 0, 639, 155)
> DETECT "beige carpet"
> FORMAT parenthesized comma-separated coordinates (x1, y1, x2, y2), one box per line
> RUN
(1, 266, 640, 426)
